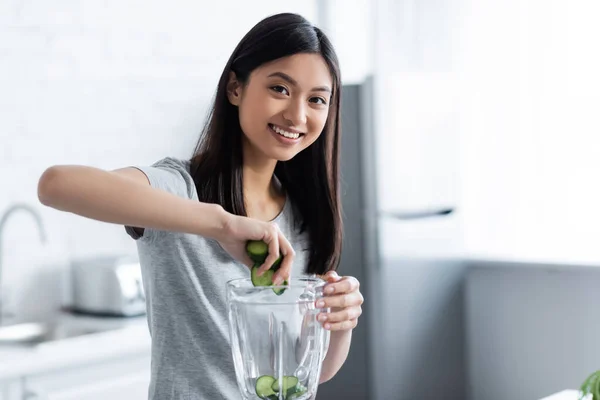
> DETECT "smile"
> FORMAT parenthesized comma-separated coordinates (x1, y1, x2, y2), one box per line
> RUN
(268, 124, 303, 140)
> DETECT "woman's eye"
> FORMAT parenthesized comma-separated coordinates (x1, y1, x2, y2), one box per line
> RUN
(271, 85, 289, 95)
(310, 97, 327, 105)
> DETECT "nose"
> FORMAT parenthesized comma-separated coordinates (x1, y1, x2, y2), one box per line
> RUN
(282, 98, 307, 127)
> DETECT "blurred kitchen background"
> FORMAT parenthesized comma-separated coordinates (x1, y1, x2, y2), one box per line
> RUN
(1, 0, 599, 399)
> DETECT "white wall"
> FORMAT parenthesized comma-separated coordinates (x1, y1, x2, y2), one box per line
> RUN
(0, 0, 317, 322)
(458, 0, 600, 265)
(316, 0, 374, 85)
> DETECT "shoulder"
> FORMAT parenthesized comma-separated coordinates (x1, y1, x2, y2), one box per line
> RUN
(150, 156, 192, 176)
(135, 156, 196, 200)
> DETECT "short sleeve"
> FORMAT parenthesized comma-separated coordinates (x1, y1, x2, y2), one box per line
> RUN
(124, 157, 197, 242)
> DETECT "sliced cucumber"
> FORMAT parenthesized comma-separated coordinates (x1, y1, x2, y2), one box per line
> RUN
(251, 266, 288, 296)
(247, 240, 287, 295)
(255, 375, 277, 398)
(286, 383, 307, 398)
(257, 375, 306, 399)
(247, 240, 269, 264)
(246, 240, 283, 269)
(251, 264, 275, 287)
(272, 282, 288, 296)
(271, 376, 299, 393)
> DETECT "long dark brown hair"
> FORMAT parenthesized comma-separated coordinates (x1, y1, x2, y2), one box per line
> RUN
(189, 13, 342, 275)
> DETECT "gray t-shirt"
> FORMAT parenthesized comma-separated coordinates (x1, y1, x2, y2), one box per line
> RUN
(124, 157, 310, 400)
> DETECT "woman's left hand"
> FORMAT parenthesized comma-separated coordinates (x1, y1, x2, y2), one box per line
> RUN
(316, 271, 364, 331)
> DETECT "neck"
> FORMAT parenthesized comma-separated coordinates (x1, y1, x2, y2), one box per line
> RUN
(242, 140, 279, 206)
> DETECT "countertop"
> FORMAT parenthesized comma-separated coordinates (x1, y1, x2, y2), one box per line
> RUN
(0, 312, 150, 380)
(540, 390, 590, 400)
(463, 255, 600, 270)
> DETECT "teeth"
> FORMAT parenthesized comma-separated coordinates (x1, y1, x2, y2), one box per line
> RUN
(271, 124, 300, 139)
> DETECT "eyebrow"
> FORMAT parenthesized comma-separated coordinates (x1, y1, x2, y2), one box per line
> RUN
(267, 71, 332, 93)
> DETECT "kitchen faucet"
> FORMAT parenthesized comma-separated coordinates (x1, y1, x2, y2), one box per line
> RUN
(0, 203, 47, 325)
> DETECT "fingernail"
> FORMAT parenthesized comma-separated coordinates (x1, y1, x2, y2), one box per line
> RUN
(325, 286, 334, 294)
(324, 323, 331, 330)
(316, 300, 325, 308)
(318, 314, 327, 322)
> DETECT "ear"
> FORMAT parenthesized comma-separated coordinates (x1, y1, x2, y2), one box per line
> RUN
(226, 71, 242, 106)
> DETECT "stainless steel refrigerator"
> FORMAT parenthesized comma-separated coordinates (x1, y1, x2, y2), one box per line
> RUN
(316, 77, 467, 400)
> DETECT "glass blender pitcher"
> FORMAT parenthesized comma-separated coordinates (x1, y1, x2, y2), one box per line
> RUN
(227, 277, 330, 400)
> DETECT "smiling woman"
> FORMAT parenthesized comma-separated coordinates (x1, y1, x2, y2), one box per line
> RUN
(37, 12, 364, 400)
(230, 54, 332, 160)
(190, 14, 344, 275)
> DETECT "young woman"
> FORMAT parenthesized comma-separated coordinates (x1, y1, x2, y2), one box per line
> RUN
(38, 12, 364, 399)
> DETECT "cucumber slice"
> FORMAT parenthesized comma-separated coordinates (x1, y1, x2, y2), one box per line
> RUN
(247, 240, 269, 264)
(247, 240, 287, 295)
(271, 376, 299, 393)
(246, 240, 283, 270)
(258, 375, 306, 399)
(272, 281, 288, 296)
(255, 375, 277, 398)
(252, 266, 287, 296)
(286, 383, 307, 399)
(251, 265, 275, 287)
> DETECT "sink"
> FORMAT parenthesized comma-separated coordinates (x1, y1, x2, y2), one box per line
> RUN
(0, 320, 121, 346)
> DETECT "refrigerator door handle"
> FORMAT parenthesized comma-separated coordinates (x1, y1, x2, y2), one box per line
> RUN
(379, 207, 455, 220)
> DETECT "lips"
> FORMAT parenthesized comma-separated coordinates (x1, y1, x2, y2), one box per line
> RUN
(269, 124, 304, 139)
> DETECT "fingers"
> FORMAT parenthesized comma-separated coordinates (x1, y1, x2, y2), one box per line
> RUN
(242, 253, 255, 269)
(258, 223, 280, 275)
(319, 306, 363, 323)
(317, 290, 364, 309)
(323, 319, 359, 331)
(322, 270, 341, 283)
(315, 275, 364, 331)
(323, 276, 360, 295)
(273, 231, 295, 285)
(258, 223, 295, 285)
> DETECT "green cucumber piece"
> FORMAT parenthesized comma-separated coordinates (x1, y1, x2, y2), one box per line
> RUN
(252, 266, 287, 295)
(271, 375, 298, 393)
(255, 375, 277, 398)
(251, 265, 275, 287)
(247, 240, 269, 264)
(286, 383, 307, 399)
(247, 240, 287, 295)
(246, 240, 283, 270)
(272, 281, 288, 296)
(286, 390, 306, 400)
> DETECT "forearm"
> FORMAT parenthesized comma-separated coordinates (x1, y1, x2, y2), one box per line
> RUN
(37, 165, 228, 239)
(319, 329, 352, 383)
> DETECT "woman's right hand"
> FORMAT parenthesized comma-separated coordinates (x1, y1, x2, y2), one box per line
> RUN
(215, 213, 295, 285)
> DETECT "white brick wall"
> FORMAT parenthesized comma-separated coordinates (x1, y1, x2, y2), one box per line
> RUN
(0, 0, 317, 321)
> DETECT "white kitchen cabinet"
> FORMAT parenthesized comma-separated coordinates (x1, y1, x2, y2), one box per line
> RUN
(0, 379, 23, 400)
(23, 354, 150, 400)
